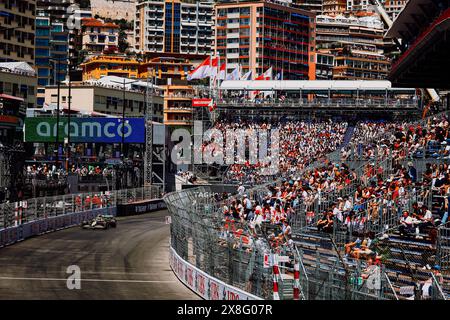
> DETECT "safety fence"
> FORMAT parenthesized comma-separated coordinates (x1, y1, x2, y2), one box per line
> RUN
(166, 184, 407, 300)
(438, 222, 450, 271)
(165, 187, 274, 300)
(0, 186, 161, 230)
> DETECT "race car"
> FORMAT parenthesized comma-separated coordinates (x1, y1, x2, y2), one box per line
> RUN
(81, 214, 117, 230)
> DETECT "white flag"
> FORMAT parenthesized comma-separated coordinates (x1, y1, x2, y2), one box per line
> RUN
(241, 70, 252, 81)
(226, 66, 240, 80)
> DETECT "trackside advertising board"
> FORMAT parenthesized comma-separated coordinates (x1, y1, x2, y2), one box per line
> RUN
(169, 246, 262, 300)
(24, 117, 145, 143)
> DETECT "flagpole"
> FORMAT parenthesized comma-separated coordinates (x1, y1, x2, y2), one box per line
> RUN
(217, 51, 221, 101)
(209, 52, 212, 98)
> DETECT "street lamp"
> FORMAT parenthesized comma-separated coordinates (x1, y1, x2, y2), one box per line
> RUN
(49, 57, 67, 169)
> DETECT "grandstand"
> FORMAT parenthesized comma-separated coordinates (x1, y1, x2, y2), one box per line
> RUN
(169, 102, 450, 300)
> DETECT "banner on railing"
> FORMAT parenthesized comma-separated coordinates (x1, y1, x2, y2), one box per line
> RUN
(170, 246, 262, 300)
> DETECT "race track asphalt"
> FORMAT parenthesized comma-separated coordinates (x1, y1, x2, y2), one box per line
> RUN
(0, 210, 199, 300)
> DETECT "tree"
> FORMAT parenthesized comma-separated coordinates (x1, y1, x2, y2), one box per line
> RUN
(118, 29, 129, 53)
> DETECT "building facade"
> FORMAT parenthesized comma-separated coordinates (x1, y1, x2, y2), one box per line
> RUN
(316, 14, 390, 80)
(383, 0, 407, 21)
(80, 54, 193, 85)
(0, 61, 36, 197)
(35, 14, 70, 107)
(139, 57, 193, 85)
(0, 62, 37, 110)
(215, 0, 316, 80)
(135, 0, 214, 57)
(80, 55, 140, 80)
(0, 0, 36, 66)
(43, 81, 164, 118)
(163, 84, 193, 126)
(322, 0, 346, 15)
(292, 0, 324, 14)
(80, 18, 120, 55)
(346, 0, 370, 13)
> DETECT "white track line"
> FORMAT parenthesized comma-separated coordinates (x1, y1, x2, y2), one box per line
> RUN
(0, 276, 176, 284)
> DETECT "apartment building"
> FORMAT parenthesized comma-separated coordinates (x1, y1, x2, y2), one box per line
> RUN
(292, 0, 324, 14)
(322, 0, 346, 14)
(80, 18, 120, 54)
(0, 0, 36, 66)
(0, 62, 37, 111)
(135, 0, 214, 58)
(383, 0, 407, 21)
(316, 14, 391, 80)
(346, 0, 371, 12)
(44, 79, 164, 119)
(215, 0, 316, 80)
(80, 55, 140, 80)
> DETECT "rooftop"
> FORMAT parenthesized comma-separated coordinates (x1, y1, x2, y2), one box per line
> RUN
(0, 62, 36, 77)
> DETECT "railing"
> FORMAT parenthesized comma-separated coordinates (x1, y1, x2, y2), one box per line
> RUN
(165, 187, 274, 299)
(217, 98, 418, 109)
(437, 221, 450, 270)
(0, 185, 161, 230)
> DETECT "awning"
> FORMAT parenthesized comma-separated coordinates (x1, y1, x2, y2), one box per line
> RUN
(220, 80, 400, 91)
(0, 93, 24, 102)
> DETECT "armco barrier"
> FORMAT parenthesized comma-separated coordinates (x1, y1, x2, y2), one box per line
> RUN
(170, 246, 262, 300)
(0, 207, 116, 248)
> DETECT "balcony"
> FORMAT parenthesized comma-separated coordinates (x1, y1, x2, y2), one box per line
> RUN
(227, 12, 240, 19)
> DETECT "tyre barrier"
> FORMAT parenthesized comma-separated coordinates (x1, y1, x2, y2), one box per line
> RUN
(0, 206, 116, 248)
(169, 246, 262, 300)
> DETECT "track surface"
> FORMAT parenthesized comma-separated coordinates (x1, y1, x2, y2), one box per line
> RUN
(0, 210, 199, 300)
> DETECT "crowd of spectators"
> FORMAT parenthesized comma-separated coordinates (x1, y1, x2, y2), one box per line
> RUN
(208, 119, 348, 184)
(342, 114, 450, 161)
(219, 113, 450, 275)
(24, 164, 115, 180)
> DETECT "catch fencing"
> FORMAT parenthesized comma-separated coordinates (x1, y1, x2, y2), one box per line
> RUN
(0, 186, 161, 230)
(165, 187, 274, 299)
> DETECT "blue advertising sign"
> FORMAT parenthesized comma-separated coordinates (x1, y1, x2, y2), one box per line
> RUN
(24, 117, 145, 143)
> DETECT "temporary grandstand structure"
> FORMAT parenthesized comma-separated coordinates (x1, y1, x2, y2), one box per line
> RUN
(220, 80, 413, 92)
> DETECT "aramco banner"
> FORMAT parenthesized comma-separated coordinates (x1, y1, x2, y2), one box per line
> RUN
(24, 117, 145, 143)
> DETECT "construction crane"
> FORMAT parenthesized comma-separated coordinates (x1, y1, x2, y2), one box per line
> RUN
(369, 0, 440, 103)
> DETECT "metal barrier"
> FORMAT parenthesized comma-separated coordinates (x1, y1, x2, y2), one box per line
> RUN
(437, 222, 450, 270)
(165, 187, 274, 299)
(0, 185, 162, 230)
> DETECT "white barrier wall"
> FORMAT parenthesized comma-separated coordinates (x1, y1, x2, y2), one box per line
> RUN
(170, 246, 262, 300)
(0, 207, 116, 248)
